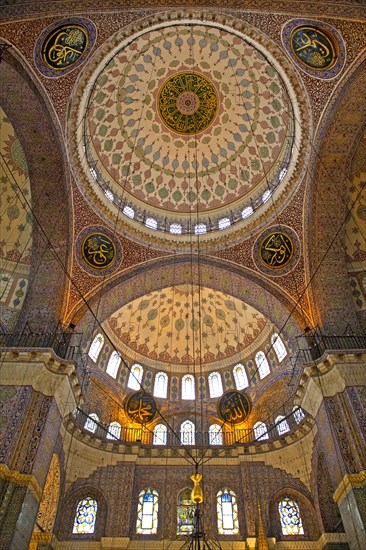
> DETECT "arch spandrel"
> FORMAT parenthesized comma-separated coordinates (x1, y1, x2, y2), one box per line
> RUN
(304, 57, 366, 333)
(1, 49, 71, 329)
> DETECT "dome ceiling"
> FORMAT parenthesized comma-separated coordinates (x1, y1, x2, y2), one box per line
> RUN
(103, 285, 271, 371)
(70, 19, 303, 249)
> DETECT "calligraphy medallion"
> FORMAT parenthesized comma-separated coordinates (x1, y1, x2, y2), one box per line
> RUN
(82, 232, 116, 269)
(126, 391, 157, 424)
(42, 25, 88, 70)
(282, 19, 345, 80)
(253, 225, 300, 276)
(259, 231, 294, 269)
(35, 18, 96, 78)
(76, 225, 122, 276)
(158, 72, 219, 135)
(290, 26, 336, 70)
(218, 391, 251, 425)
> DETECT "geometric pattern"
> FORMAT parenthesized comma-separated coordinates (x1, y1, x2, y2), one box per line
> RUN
(345, 130, 366, 311)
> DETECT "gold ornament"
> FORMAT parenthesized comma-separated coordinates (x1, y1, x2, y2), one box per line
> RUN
(190, 472, 203, 504)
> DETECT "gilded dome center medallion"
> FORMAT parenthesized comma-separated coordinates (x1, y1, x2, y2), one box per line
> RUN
(158, 72, 218, 135)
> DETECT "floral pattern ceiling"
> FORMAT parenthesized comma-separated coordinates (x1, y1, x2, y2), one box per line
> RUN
(104, 285, 270, 370)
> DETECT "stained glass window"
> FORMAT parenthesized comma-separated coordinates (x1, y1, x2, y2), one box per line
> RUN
(128, 363, 143, 390)
(293, 407, 305, 424)
(72, 497, 98, 534)
(177, 488, 195, 535)
(217, 489, 239, 535)
(271, 333, 287, 362)
(209, 424, 223, 445)
(182, 374, 195, 400)
(153, 372, 168, 398)
(255, 351, 270, 379)
(106, 421, 121, 440)
(275, 415, 290, 436)
(153, 423, 167, 445)
(233, 363, 249, 390)
(84, 413, 99, 434)
(106, 351, 121, 378)
(208, 372, 223, 398)
(136, 488, 158, 534)
(254, 421, 269, 441)
(278, 497, 304, 535)
(88, 334, 104, 362)
(181, 420, 195, 445)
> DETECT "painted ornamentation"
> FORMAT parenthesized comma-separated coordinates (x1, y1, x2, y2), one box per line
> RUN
(158, 72, 219, 135)
(76, 226, 122, 276)
(253, 225, 300, 276)
(282, 19, 346, 80)
(34, 18, 97, 77)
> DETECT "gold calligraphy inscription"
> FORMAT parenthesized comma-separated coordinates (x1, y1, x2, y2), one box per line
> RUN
(126, 391, 157, 424)
(81, 232, 116, 269)
(218, 391, 251, 425)
(42, 25, 88, 70)
(158, 72, 219, 135)
(259, 231, 294, 269)
(290, 26, 336, 70)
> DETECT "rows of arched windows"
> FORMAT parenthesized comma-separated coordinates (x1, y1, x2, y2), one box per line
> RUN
(72, 492, 304, 537)
(88, 333, 287, 398)
(82, 407, 305, 445)
(253, 407, 305, 441)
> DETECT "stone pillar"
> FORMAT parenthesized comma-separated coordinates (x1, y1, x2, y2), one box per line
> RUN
(298, 353, 366, 550)
(0, 350, 81, 549)
(333, 472, 366, 550)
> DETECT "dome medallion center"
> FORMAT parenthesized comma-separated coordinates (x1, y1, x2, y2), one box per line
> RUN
(158, 72, 218, 135)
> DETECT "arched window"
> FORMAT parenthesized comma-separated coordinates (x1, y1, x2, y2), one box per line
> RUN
(182, 374, 195, 400)
(88, 334, 104, 362)
(293, 407, 305, 424)
(208, 372, 223, 398)
(177, 488, 195, 535)
(106, 351, 121, 379)
(106, 421, 121, 440)
(216, 489, 239, 535)
(153, 424, 167, 445)
(275, 415, 290, 436)
(136, 488, 159, 534)
(84, 413, 99, 434)
(254, 421, 269, 441)
(209, 424, 223, 445)
(278, 497, 304, 535)
(153, 372, 168, 398)
(255, 351, 270, 379)
(72, 497, 98, 534)
(271, 333, 287, 362)
(233, 363, 249, 390)
(128, 363, 143, 390)
(180, 420, 195, 445)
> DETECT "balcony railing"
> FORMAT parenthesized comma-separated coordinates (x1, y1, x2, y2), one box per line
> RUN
(0, 330, 79, 362)
(299, 332, 366, 363)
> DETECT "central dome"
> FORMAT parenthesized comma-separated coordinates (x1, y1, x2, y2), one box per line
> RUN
(70, 17, 305, 249)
